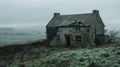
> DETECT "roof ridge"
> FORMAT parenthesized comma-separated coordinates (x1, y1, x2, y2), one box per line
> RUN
(59, 13, 92, 16)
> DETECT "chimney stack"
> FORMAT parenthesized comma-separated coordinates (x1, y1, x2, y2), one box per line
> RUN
(93, 10, 99, 14)
(54, 13, 60, 17)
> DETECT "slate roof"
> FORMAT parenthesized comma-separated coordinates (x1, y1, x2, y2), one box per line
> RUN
(47, 12, 104, 27)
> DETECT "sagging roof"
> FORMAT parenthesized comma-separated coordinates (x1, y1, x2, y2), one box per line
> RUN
(47, 10, 104, 27)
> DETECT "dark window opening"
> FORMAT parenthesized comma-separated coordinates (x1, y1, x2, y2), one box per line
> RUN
(75, 26, 80, 31)
(75, 36, 82, 42)
(87, 29, 89, 32)
(99, 20, 101, 23)
(78, 21, 82, 24)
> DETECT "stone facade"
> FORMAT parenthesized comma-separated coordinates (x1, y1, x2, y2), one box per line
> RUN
(46, 10, 105, 47)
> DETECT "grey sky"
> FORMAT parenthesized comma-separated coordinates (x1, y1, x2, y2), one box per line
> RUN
(0, 0, 120, 30)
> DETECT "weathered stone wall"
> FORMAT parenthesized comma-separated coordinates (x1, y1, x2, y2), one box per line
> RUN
(46, 27, 57, 42)
(50, 27, 94, 47)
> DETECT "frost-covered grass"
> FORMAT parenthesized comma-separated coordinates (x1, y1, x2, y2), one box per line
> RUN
(8, 44, 120, 67)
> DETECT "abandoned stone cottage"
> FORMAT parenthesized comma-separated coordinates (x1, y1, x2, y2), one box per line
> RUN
(46, 10, 105, 47)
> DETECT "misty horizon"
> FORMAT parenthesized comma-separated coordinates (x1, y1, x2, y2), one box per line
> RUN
(0, 0, 120, 31)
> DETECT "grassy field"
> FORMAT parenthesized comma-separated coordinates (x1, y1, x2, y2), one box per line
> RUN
(0, 42, 120, 67)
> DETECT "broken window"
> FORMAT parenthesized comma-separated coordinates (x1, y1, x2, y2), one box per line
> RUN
(75, 26, 80, 32)
(75, 36, 82, 42)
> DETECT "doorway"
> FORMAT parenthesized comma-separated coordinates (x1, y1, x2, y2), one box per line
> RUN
(64, 35, 71, 47)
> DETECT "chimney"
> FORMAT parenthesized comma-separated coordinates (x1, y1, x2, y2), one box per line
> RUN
(93, 10, 99, 14)
(54, 13, 60, 17)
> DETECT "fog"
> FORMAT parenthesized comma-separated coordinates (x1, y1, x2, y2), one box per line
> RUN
(0, 0, 120, 31)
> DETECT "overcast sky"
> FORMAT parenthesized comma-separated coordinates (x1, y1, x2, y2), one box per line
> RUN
(0, 0, 120, 30)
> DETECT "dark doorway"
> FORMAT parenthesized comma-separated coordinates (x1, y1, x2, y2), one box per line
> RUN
(64, 35, 71, 47)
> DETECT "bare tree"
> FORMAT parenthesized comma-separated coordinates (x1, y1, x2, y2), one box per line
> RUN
(105, 30, 119, 43)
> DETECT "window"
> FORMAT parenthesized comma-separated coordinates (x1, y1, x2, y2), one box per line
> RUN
(87, 29, 89, 32)
(75, 36, 82, 42)
(99, 20, 101, 23)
